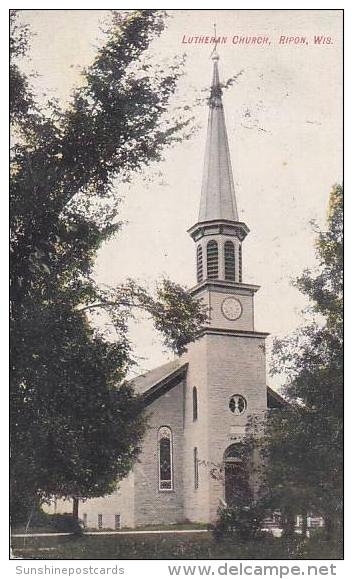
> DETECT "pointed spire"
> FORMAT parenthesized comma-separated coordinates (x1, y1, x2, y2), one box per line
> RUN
(198, 54, 239, 222)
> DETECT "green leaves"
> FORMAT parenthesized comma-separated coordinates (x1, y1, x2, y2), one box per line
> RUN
(146, 278, 208, 354)
(79, 278, 208, 355)
(10, 9, 206, 522)
(246, 185, 343, 533)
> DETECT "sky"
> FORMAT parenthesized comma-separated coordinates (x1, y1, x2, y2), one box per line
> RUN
(17, 9, 343, 384)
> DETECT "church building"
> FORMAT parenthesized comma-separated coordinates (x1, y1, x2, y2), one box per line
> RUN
(49, 53, 284, 530)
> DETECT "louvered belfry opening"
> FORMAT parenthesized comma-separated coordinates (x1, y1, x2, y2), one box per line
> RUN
(207, 240, 218, 279)
(238, 244, 243, 282)
(196, 244, 203, 282)
(224, 240, 235, 281)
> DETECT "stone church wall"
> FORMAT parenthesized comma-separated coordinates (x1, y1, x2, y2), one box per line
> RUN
(182, 338, 211, 524)
(43, 472, 135, 529)
(205, 332, 267, 521)
(79, 474, 135, 529)
(134, 380, 185, 527)
(209, 290, 254, 332)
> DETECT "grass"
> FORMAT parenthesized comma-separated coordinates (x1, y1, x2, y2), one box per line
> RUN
(119, 522, 209, 532)
(11, 521, 208, 535)
(11, 531, 343, 560)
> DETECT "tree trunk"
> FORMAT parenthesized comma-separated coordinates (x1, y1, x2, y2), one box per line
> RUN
(301, 512, 308, 537)
(282, 510, 295, 538)
(23, 500, 37, 549)
(72, 497, 79, 520)
(324, 515, 335, 541)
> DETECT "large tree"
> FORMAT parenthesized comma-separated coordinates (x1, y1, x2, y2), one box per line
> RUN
(247, 184, 343, 539)
(10, 10, 206, 522)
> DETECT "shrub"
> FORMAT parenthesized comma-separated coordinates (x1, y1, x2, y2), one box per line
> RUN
(214, 501, 268, 541)
(48, 513, 83, 534)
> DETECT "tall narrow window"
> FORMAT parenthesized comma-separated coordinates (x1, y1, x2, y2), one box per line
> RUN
(83, 513, 87, 528)
(192, 387, 198, 421)
(238, 244, 242, 282)
(224, 444, 251, 505)
(207, 240, 218, 279)
(196, 245, 203, 283)
(98, 514, 103, 529)
(115, 514, 121, 530)
(224, 241, 235, 281)
(158, 427, 173, 490)
(194, 447, 199, 489)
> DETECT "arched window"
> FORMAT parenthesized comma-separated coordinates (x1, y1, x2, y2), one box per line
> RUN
(224, 241, 235, 281)
(194, 447, 199, 489)
(207, 240, 218, 279)
(158, 427, 173, 490)
(192, 387, 198, 421)
(238, 244, 242, 282)
(196, 245, 203, 283)
(224, 444, 251, 505)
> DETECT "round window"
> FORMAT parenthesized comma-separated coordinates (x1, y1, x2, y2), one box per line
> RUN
(229, 394, 247, 415)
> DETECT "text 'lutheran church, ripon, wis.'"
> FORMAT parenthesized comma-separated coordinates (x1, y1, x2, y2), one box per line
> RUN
(47, 52, 287, 530)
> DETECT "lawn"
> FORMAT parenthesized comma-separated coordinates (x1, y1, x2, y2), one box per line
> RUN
(11, 531, 343, 560)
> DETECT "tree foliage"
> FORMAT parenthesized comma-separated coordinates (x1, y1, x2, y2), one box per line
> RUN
(246, 184, 343, 538)
(10, 9, 207, 521)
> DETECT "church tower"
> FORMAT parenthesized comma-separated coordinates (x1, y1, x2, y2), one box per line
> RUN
(182, 53, 269, 523)
(44, 52, 273, 532)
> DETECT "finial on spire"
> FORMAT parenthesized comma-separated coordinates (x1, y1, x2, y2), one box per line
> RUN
(211, 23, 220, 60)
(210, 26, 222, 107)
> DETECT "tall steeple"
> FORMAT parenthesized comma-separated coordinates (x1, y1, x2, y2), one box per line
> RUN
(182, 51, 268, 527)
(199, 53, 238, 222)
(188, 53, 249, 286)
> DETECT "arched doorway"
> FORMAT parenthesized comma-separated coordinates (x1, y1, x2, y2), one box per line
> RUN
(224, 444, 251, 506)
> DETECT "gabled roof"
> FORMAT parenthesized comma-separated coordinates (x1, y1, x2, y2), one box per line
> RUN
(131, 359, 188, 407)
(267, 385, 289, 409)
(132, 359, 185, 395)
(130, 359, 288, 410)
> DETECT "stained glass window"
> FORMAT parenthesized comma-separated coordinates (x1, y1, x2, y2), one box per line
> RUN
(229, 394, 247, 415)
(158, 427, 173, 490)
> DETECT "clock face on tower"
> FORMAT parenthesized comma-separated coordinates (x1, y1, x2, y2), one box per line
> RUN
(221, 297, 242, 321)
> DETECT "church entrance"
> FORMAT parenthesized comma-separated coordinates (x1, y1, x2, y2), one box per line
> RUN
(224, 444, 251, 506)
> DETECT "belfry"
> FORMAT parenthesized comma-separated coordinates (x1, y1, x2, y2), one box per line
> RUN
(48, 55, 284, 529)
(190, 53, 249, 282)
